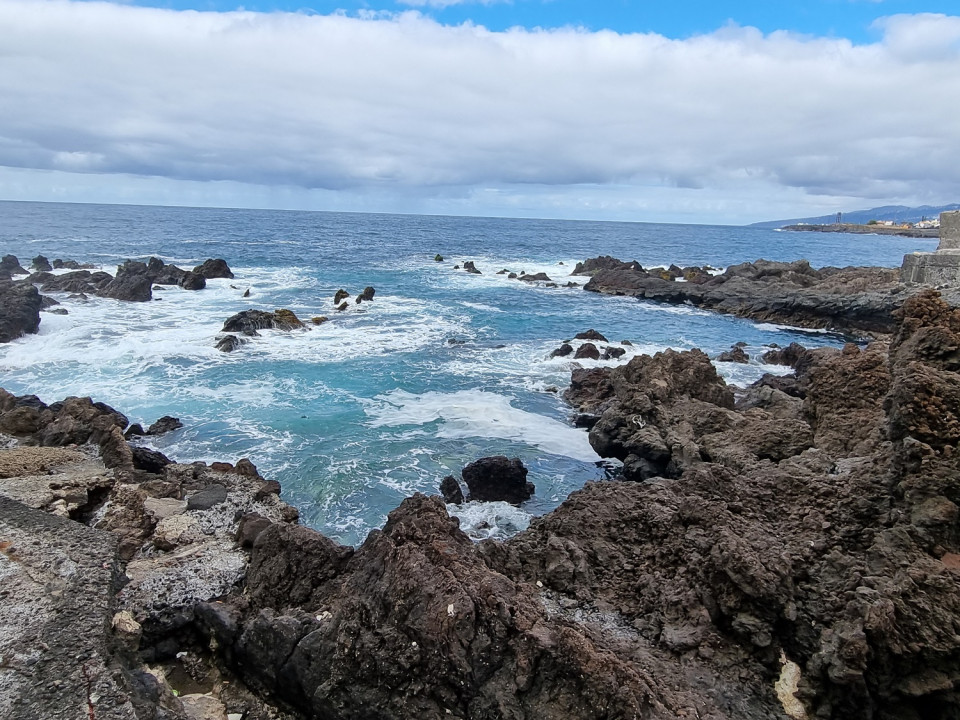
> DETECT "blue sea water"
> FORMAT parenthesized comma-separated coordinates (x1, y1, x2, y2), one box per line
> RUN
(0, 201, 934, 544)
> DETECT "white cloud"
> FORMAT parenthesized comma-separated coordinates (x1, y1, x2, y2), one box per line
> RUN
(0, 1, 958, 223)
(397, 0, 507, 7)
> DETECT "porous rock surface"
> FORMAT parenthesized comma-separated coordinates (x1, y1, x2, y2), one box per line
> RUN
(3, 288, 960, 719)
(578, 255, 960, 336)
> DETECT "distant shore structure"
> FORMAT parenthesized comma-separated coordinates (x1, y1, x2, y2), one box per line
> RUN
(901, 211, 960, 286)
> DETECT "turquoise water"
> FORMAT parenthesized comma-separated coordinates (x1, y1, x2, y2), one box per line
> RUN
(0, 201, 932, 543)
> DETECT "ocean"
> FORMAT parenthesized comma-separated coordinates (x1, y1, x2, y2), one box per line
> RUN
(0, 200, 933, 544)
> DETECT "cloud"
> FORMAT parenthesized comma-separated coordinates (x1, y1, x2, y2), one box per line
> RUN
(397, 0, 507, 7)
(0, 1, 958, 221)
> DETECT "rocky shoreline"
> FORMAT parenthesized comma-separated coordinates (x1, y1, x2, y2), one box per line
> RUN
(2, 250, 960, 718)
(573, 255, 960, 337)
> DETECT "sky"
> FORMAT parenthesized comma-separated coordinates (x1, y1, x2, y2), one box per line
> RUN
(1, 1, 959, 224)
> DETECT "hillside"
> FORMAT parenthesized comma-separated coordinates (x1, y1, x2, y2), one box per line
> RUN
(750, 203, 960, 228)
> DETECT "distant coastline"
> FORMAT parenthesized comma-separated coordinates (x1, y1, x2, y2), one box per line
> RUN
(781, 222, 939, 239)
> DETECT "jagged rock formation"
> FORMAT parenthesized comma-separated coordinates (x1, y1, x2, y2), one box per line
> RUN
(3, 288, 960, 719)
(577, 256, 960, 336)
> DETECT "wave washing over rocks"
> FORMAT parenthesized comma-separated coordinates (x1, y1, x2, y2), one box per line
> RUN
(2, 246, 960, 718)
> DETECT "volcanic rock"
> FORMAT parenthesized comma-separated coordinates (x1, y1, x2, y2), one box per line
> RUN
(571, 255, 643, 275)
(31, 254, 52, 271)
(0, 279, 43, 342)
(579, 256, 939, 335)
(178, 271, 207, 290)
(99, 260, 153, 302)
(146, 415, 183, 436)
(463, 261, 481, 274)
(439, 474, 465, 504)
(550, 343, 574, 358)
(1, 254, 28, 275)
(717, 343, 749, 363)
(193, 258, 234, 279)
(574, 342, 600, 360)
(462, 455, 534, 504)
(575, 329, 608, 342)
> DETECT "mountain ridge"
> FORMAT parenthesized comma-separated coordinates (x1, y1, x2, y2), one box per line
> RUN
(750, 203, 960, 228)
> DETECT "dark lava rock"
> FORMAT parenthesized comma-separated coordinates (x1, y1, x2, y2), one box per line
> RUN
(131, 446, 173, 474)
(52, 259, 91, 270)
(571, 255, 643, 276)
(761, 342, 809, 368)
(356, 286, 376, 303)
(717, 344, 749, 363)
(235, 458, 261, 478)
(574, 342, 601, 360)
(193, 258, 234, 279)
(463, 261, 481, 274)
(336, 301, 349, 312)
(187, 484, 228, 510)
(575, 329, 608, 342)
(235, 512, 273, 548)
(99, 261, 152, 302)
(580, 255, 917, 336)
(1, 255, 28, 275)
(333, 289, 349, 304)
(124, 423, 145, 438)
(31, 255, 52, 272)
(434, 254, 444, 262)
(601, 346, 626, 360)
(519, 272, 552, 282)
(462, 455, 534, 504)
(243, 288, 251, 298)
(0, 279, 43, 343)
(216, 334, 244, 352)
(146, 416, 183, 436)
(44, 307, 68, 316)
(222, 309, 303, 335)
(550, 343, 574, 358)
(439, 475, 465, 504)
(178, 271, 206, 291)
(39, 295, 60, 309)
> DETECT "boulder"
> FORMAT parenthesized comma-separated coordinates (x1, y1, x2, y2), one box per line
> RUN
(221, 309, 303, 335)
(333, 289, 350, 304)
(601, 346, 626, 360)
(146, 416, 183, 436)
(519, 272, 552, 282)
(439, 475, 465, 504)
(358, 286, 376, 302)
(761, 342, 809, 368)
(574, 343, 600, 360)
(575, 329, 608, 342)
(31, 255, 52, 272)
(131, 446, 173, 474)
(99, 261, 153, 302)
(550, 343, 574, 358)
(193, 258, 234, 279)
(178, 271, 207, 290)
(1, 254, 28, 275)
(216, 335, 244, 352)
(0, 279, 43, 342)
(717, 344, 749, 363)
(462, 456, 534, 504)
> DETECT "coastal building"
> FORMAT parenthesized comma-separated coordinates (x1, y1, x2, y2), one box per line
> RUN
(901, 211, 960, 286)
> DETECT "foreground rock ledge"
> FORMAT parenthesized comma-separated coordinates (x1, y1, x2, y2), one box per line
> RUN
(2, 289, 960, 719)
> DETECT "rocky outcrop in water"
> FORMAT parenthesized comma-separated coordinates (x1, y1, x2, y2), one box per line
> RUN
(193, 258, 234, 279)
(1, 254, 28, 275)
(0, 279, 43, 343)
(577, 255, 958, 336)
(461, 455, 534, 504)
